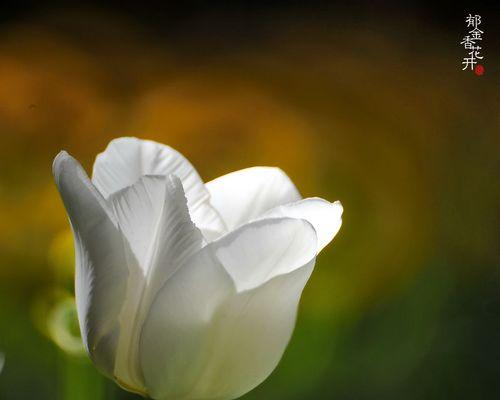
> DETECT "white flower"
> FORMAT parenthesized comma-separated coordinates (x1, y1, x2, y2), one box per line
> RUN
(53, 137, 342, 399)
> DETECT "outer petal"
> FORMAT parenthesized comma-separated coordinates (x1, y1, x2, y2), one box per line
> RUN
(214, 218, 316, 292)
(260, 198, 343, 253)
(109, 175, 204, 392)
(140, 217, 316, 400)
(53, 151, 129, 377)
(189, 260, 314, 400)
(140, 245, 234, 400)
(206, 167, 302, 230)
(109, 175, 203, 278)
(92, 137, 225, 238)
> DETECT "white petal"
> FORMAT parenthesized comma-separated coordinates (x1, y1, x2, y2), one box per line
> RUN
(92, 137, 202, 202)
(109, 175, 204, 391)
(92, 137, 225, 239)
(189, 202, 227, 242)
(109, 174, 204, 299)
(109, 175, 202, 276)
(140, 217, 316, 400)
(189, 260, 314, 400)
(215, 217, 317, 292)
(260, 198, 343, 253)
(206, 167, 302, 230)
(140, 244, 234, 400)
(53, 151, 129, 377)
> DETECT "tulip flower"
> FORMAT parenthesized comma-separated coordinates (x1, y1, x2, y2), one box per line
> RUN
(53, 137, 342, 399)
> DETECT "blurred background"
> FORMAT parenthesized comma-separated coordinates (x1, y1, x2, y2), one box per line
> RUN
(0, 1, 499, 399)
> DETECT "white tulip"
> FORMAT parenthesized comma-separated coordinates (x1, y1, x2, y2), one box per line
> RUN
(53, 137, 342, 399)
